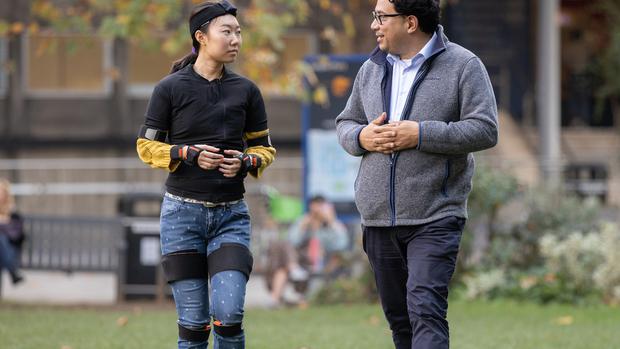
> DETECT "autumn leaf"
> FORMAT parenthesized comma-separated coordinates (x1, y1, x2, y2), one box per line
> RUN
(116, 315, 129, 327)
(553, 315, 574, 326)
(11, 22, 25, 35)
(368, 314, 380, 326)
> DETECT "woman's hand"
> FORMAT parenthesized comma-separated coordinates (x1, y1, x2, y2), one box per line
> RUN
(195, 145, 224, 170)
(219, 149, 243, 177)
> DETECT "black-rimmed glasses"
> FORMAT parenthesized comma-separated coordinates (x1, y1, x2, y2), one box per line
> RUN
(371, 10, 402, 25)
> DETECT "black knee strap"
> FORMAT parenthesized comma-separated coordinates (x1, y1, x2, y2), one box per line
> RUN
(213, 320, 243, 337)
(207, 243, 253, 280)
(161, 250, 208, 283)
(178, 323, 211, 342)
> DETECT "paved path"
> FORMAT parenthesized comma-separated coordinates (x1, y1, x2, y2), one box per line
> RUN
(1, 270, 274, 308)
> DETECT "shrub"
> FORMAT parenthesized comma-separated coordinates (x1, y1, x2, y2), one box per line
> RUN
(541, 223, 620, 305)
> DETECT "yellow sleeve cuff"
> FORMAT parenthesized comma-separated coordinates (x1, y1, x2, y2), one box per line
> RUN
(246, 145, 276, 178)
(136, 138, 180, 172)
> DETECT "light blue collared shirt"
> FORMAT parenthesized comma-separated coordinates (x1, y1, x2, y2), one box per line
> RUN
(387, 31, 438, 122)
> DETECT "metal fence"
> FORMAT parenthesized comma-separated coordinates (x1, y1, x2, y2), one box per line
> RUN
(21, 215, 123, 272)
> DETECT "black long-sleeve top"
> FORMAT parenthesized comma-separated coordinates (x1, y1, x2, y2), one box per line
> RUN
(138, 64, 275, 202)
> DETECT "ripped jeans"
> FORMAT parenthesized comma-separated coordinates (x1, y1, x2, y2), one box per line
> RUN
(160, 195, 251, 349)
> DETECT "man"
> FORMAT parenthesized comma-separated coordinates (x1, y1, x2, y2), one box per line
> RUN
(266, 196, 349, 307)
(335, 0, 498, 348)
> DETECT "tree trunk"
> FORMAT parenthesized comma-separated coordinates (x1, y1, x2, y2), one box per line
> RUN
(612, 97, 620, 131)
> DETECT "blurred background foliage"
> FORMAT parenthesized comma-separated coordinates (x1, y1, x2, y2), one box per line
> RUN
(313, 164, 620, 307)
(593, 0, 620, 121)
(0, 0, 374, 97)
(458, 165, 620, 306)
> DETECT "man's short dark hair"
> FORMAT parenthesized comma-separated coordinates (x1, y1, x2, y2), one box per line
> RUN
(309, 195, 326, 204)
(389, 0, 440, 34)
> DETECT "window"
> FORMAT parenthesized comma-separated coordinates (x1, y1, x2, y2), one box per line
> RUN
(126, 32, 317, 97)
(0, 38, 7, 96)
(24, 34, 111, 96)
(127, 41, 189, 96)
(281, 31, 317, 72)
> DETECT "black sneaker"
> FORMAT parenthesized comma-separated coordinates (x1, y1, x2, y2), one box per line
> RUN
(11, 273, 24, 285)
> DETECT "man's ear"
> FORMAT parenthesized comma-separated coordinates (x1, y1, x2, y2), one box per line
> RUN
(406, 15, 419, 34)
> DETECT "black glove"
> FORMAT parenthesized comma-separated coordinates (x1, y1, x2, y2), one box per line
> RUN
(235, 153, 262, 175)
(170, 145, 204, 166)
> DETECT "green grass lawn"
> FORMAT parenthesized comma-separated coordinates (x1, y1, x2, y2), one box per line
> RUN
(0, 300, 619, 349)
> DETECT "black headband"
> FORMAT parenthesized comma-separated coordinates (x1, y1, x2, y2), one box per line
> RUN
(189, 0, 237, 38)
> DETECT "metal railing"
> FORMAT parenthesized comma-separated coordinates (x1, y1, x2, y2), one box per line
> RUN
(20, 215, 123, 272)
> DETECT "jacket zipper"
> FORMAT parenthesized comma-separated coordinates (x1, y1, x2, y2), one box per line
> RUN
(387, 56, 438, 226)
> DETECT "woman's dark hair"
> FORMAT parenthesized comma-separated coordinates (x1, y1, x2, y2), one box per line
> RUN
(389, 0, 440, 34)
(170, 1, 218, 73)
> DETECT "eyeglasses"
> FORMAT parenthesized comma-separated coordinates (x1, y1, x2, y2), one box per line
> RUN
(371, 11, 403, 25)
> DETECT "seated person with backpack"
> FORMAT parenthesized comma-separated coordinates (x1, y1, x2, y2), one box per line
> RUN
(265, 195, 349, 306)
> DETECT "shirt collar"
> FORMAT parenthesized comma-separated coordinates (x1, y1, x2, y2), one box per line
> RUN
(386, 31, 438, 66)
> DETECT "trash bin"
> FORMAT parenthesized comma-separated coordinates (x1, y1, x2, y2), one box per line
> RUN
(117, 192, 168, 300)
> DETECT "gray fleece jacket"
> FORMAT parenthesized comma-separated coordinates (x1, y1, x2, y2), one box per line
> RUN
(336, 25, 498, 227)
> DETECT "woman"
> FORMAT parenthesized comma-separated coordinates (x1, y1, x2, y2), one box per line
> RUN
(0, 178, 25, 285)
(136, 1, 275, 348)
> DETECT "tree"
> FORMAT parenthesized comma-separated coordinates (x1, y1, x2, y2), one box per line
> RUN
(1, 0, 372, 97)
(4, 0, 309, 95)
(594, 0, 620, 125)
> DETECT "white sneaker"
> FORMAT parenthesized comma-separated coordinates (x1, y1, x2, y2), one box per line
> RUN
(264, 297, 282, 309)
(289, 266, 309, 281)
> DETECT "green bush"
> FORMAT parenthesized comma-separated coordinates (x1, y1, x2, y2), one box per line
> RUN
(460, 172, 616, 304)
(540, 223, 620, 305)
(467, 163, 519, 221)
(311, 265, 378, 305)
(485, 189, 600, 270)
(454, 163, 519, 282)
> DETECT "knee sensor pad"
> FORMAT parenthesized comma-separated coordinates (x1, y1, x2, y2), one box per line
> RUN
(207, 243, 253, 280)
(213, 320, 243, 337)
(178, 323, 211, 342)
(161, 249, 208, 283)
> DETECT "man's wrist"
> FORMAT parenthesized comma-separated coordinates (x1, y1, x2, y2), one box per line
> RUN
(358, 126, 369, 151)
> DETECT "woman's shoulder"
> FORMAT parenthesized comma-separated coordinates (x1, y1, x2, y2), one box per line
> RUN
(158, 69, 185, 86)
(153, 66, 193, 92)
(225, 70, 260, 91)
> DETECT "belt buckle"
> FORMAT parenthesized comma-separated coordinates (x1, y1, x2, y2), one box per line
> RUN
(202, 201, 219, 208)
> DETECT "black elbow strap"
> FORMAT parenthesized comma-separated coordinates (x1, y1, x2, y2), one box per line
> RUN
(207, 243, 253, 280)
(178, 323, 211, 342)
(139, 125, 168, 142)
(246, 134, 272, 147)
(161, 250, 208, 283)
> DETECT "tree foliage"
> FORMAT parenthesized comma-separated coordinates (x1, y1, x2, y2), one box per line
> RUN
(0, 0, 371, 96)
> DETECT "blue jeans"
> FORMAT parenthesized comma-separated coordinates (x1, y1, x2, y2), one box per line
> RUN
(0, 234, 18, 277)
(160, 195, 251, 349)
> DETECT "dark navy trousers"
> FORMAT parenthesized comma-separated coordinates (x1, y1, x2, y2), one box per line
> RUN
(363, 216, 465, 349)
